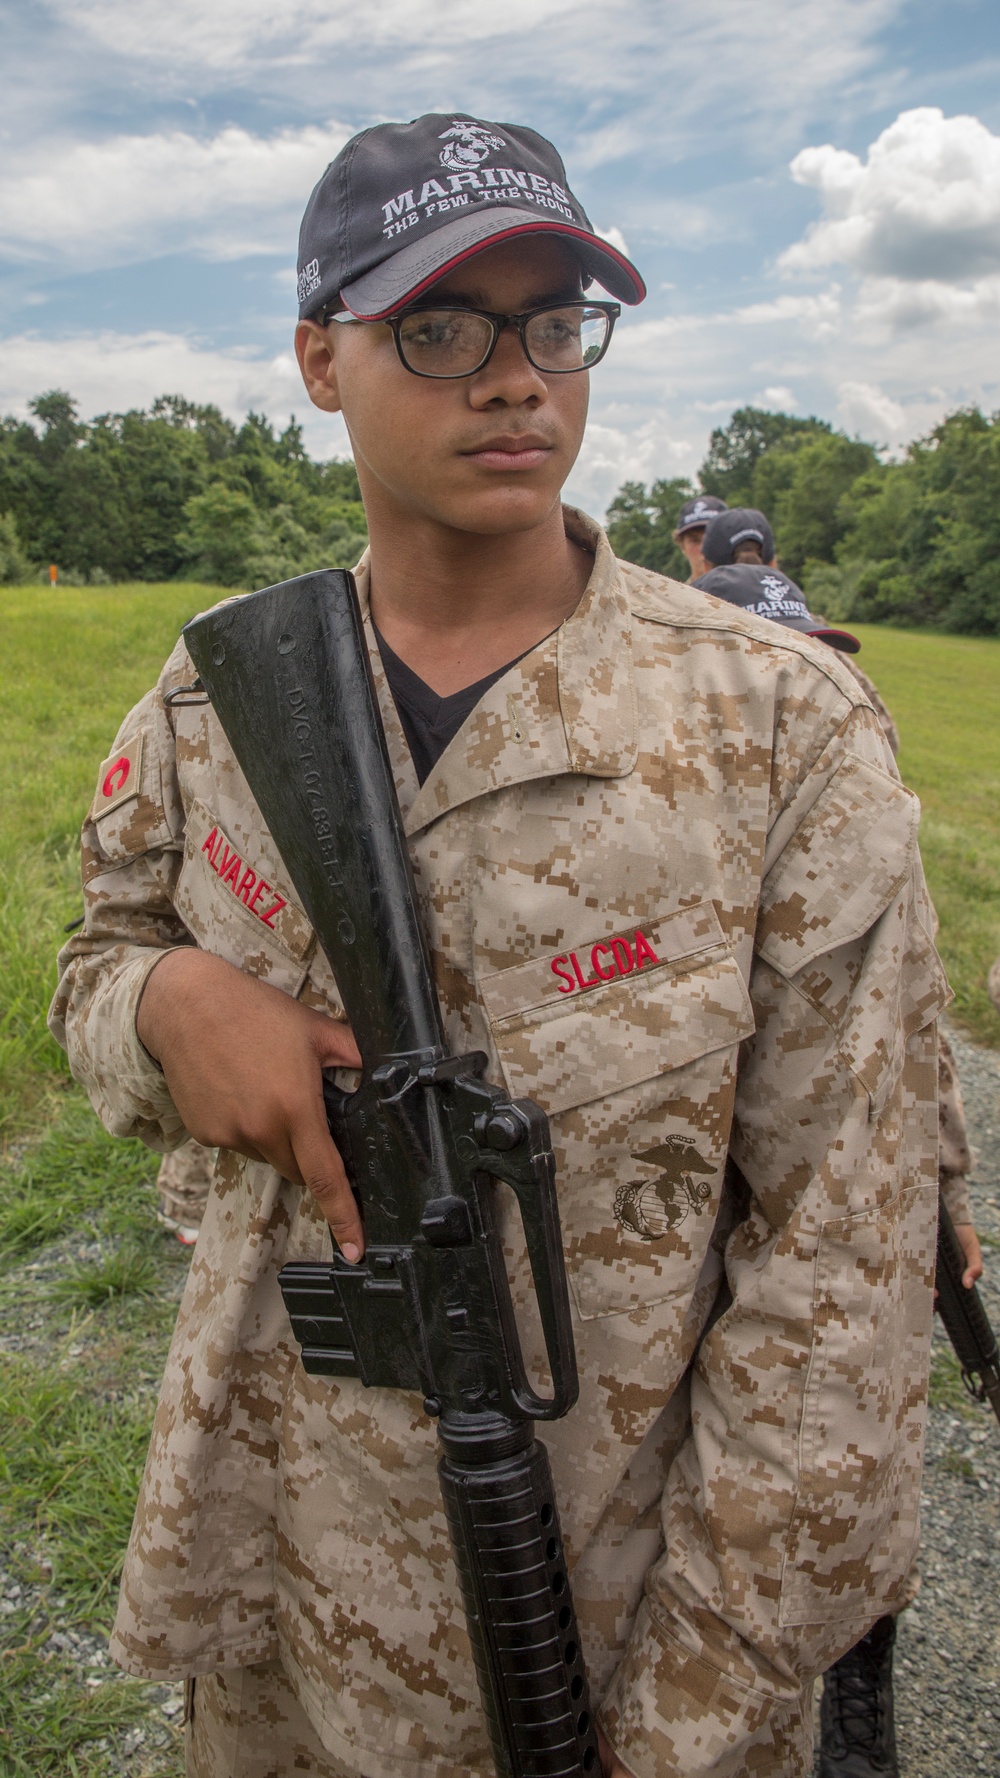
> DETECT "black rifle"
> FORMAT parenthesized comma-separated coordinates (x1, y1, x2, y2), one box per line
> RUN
(937, 1199, 1000, 1426)
(184, 571, 600, 1778)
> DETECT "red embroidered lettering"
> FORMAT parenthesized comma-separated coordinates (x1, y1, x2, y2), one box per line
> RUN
(248, 878, 268, 913)
(260, 895, 286, 929)
(551, 957, 575, 994)
(591, 941, 615, 981)
(201, 826, 219, 863)
(610, 937, 634, 976)
(102, 756, 130, 798)
(221, 852, 242, 888)
(235, 865, 256, 906)
(213, 842, 232, 878)
(633, 931, 660, 969)
(570, 951, 601, 991)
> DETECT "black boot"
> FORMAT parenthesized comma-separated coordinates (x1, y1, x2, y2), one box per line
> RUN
(819, 1615, 898, 1777)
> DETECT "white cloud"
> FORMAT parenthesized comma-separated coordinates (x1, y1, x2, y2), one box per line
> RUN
(0, 329, 351, 459)
(731, 290, 842, 340)
(781, 107, 1000, 283)
(854, 271, 1000, 332)
(37, 0, 902, 173)
(0, 122, 350, 268)
(595, 225, 631, 258)
(50, 0, 582, 70)
(565, 416, 696, 515)
(836, 380, 906, 442)
(755, 385, 797, 409)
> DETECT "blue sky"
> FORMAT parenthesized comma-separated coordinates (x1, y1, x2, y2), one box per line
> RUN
(2, 0, 999, 513)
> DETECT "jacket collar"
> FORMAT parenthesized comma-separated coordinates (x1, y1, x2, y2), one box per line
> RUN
(353, 507, 638, 837)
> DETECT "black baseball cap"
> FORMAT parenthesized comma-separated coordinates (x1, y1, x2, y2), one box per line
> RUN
(702, 507, 775, 567)
(297, 113, 646, 321)
(674, 494, 727, 536)
(693, 563, 860, 653)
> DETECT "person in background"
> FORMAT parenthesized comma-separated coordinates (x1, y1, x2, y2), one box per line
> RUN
(671, 492, 727, 578)
(692, 541, 984, 1778)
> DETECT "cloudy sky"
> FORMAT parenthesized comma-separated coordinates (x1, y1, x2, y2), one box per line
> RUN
(2, 0, 999, 512)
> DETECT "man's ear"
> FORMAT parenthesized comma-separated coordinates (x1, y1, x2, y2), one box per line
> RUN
(295, 319, 343, 414)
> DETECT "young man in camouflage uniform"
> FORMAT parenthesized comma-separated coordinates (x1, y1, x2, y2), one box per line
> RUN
(51, 116, 949, 1778)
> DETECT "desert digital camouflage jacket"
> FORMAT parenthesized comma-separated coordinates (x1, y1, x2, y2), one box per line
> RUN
(50, 509, 948, 1778)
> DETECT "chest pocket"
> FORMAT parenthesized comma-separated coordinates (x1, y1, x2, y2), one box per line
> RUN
(479, 904, 755, 1320)
(174, 797, 315, 995)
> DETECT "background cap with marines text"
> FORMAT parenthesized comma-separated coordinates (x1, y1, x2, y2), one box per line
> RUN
(693, 562, 860, 653)
(297, 113, 646, 321)
(674, 494, 728, 536)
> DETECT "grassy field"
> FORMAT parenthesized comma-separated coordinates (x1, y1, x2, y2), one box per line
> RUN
(850, 624, 1000, 1047)
(0, 585, 211, 1775)
(0, 588, 997, 1773)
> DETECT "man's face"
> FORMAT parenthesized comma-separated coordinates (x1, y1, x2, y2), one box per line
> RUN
(296, 238, 591, 537)
(675, 528, 708, 578)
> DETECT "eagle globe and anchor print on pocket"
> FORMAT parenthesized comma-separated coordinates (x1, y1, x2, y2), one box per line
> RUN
(479, 902, 755, 1320)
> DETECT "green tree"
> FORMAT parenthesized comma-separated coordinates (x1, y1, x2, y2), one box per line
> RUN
(0, 511, 34, 583)
(835, 411, 1000, 634)
(754, 433, 880, 579)
(605, 478, 693, 577)
(699, 407, 833, 505)
(176, 485, 266, 586)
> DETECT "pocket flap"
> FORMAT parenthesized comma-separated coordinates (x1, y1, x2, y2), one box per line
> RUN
(175, 799, 314, 985)
(480, 906, 754, 1116)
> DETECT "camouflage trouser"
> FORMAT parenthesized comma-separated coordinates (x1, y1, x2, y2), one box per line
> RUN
(157, 1138, 217, 1231)
(185, 1662, 354, 1777)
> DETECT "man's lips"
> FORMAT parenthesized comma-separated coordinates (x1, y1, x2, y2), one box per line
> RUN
(461, 435, 554, 470)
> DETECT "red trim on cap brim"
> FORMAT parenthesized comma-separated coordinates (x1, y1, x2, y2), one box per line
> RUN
(343, 220, 646, 319)
(809, 626, 861, 654)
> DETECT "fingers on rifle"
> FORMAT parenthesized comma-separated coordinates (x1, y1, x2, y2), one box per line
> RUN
(314, 1015, 362, 1071)
(294, 1121, 364, 1261)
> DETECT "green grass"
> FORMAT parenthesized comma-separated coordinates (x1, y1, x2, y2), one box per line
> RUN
(0, 1094, 188, 1775)
(850, 626, 1000, 1046)
(0, 587, 206, 1770)
(927, 1334, 981, 1418)
(0, 584, 218, 1135)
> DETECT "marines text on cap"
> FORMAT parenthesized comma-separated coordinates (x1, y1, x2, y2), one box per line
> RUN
(296, 113, 646, 322)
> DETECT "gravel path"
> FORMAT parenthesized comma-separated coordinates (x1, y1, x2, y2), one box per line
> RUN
(814, 1022, 1000, 1775)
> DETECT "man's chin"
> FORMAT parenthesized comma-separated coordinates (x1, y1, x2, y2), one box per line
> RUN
(428, 482, 569, 538)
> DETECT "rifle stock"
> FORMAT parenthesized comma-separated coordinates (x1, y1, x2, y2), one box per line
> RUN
(937, 1199, 1000, 1427)
(184, 570, 600, 1778)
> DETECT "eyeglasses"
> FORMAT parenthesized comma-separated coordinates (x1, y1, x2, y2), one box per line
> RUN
(326, 300, 621, 379)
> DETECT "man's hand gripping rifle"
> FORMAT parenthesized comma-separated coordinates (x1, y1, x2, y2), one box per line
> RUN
(184, 571, 601, 1778)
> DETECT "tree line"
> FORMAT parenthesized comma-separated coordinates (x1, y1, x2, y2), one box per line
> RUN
(0, 391, 367, 589)
(605, 404, 1000, 635)
(1, 390, 998, 633)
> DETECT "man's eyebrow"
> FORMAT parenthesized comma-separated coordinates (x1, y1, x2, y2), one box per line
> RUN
(409, 285, 585, 311)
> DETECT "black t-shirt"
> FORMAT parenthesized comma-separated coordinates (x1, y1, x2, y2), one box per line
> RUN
(374, 626, 527, 785)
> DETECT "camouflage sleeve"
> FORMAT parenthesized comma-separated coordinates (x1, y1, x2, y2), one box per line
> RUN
(601, 706, 949, 1775)
(937, 1030, 973, 1223)
(47, 646, 192, 1151)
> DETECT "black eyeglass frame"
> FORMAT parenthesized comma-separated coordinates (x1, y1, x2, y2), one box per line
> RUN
(324, 299, 622, 379)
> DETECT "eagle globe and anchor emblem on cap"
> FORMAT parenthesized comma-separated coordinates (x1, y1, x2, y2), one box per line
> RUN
(615, 1136, 716, 1241)
(438, 120, 508, 173)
